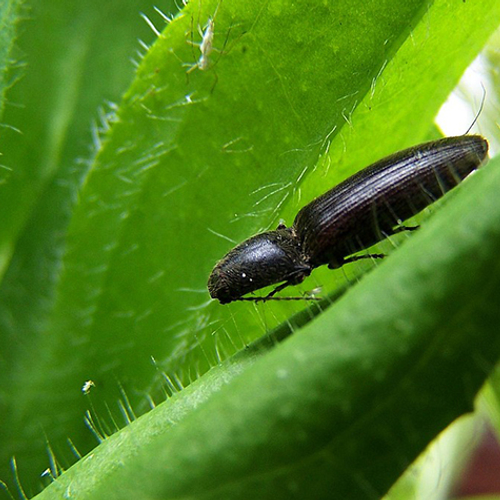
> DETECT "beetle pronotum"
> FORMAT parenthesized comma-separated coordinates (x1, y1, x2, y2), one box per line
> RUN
(208, 136, 489, 304)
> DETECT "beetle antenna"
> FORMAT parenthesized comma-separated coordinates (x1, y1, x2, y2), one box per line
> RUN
(464, 83, 486, 135)
(235, 296, 322, 302)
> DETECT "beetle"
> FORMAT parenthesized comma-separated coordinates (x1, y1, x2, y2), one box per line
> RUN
(208, 135, 489, 304)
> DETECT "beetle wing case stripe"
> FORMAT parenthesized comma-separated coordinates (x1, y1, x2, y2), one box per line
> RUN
(293, 135, 488, 268)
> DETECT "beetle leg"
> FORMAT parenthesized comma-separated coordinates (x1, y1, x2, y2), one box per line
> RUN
(335, 253, 386, 267)
(263, 266, 311, 299)
(265, 281, 292, 299)
(393, 225, 420, 233)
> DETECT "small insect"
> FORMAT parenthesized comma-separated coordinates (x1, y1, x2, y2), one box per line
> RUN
(189, 18, 215, 72)
(208, 135, 489, 304)
(186, 1, 223, 74)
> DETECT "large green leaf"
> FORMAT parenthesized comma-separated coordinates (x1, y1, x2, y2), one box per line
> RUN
(0, 0, 181, 491)
(35, 153, 500, 499)
(0, 0, 20, 119)
(0, 1, 177, 273)
(2, 0, 500, 496)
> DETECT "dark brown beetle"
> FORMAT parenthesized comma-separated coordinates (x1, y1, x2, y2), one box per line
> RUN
(208, 135, 489, 304)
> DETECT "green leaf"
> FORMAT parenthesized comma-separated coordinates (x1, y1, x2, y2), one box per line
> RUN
(2, 0, 500, 496)
(0, 0, 20, 118)
(0, 1, 181, 274)
(480, 366, 500, 442)
(0, 0, 181, 490)
(35, 153, 500, 499)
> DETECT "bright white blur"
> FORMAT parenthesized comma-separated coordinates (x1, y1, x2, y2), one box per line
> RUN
(437, 54, 500, 156)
